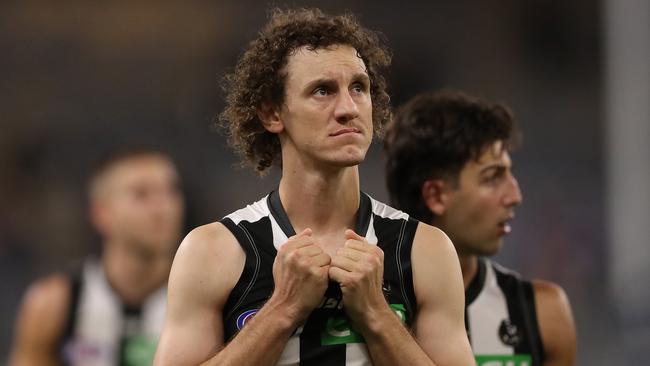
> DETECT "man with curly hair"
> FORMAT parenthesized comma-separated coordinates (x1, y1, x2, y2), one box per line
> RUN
(155, 8, 474, 366)
(384, 91, 576, 366)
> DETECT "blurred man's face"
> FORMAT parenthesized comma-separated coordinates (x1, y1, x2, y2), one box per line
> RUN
(435, 141, 523, 257)
(92, 155, 184, 256)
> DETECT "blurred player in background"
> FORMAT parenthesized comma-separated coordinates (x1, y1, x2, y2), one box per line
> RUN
(10, 147, 185, 366)
(384, 91, 576, 366)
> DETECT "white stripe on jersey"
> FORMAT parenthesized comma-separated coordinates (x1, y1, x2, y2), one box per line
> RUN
(467, 262, 512, 355)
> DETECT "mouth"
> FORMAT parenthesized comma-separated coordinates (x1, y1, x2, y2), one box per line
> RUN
(497, 215, 515, 236)
(329, 127, 361, 137)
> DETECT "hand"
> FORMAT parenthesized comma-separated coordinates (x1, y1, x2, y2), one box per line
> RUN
(270, 228, 331, 323)
(328, 230, 389, 329)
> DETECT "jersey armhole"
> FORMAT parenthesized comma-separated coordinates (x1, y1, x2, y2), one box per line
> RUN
(521, 280, 545, 364)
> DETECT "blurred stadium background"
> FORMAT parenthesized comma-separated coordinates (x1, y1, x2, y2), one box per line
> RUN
(1, 1, 648, 364)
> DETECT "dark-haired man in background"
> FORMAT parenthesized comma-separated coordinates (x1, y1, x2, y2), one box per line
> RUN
(384, 91, 576, 366)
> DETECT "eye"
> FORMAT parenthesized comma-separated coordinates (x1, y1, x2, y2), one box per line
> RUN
(351, 82, 367, 94)
(312, 86, 329, 96)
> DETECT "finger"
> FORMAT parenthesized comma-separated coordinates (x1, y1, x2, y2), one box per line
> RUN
(336, 246, 363, 261)
(328, 265, 350, 284)
(330, 254, 356, 272)
(296, 244, 323, 257)
(345, 229, 364, 241)
(344, 239, 367, 251)
(289, 228, 312, 240)
(311, 253, 331, 267)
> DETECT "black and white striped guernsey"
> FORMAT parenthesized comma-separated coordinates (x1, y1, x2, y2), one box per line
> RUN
(465, 258, 544, 366)
(220, 190, 419, 366)
(60, 259, 166, 366)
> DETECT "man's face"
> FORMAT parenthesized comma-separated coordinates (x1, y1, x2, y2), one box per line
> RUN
(436, 141, 523, 257)
(93, 155, 184, 256)
(274, 44, 373, 168)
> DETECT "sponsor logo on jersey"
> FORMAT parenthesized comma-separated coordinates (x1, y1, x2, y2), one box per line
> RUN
(321, 304, 407, 345)
(236, 309, 259, 330)
(498, 319, 522, 347)
(475, 354, 532, 366)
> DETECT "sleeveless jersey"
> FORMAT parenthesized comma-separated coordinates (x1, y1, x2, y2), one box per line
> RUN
(465, 258, 544, 366)
(220, 190, 419, 366)
(60, 259, 167, 366)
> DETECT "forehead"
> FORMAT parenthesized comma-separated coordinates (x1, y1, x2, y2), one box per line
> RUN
(284, 44, 368, 85)
(105, 155, 177, 186)
(466, 140, 512, 171)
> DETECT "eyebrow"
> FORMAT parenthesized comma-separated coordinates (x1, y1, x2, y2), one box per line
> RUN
(478, 163, 507, 175)
(303, 73, 370, 91)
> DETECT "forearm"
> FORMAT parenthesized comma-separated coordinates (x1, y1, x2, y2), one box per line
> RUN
(201, 299, 299, 366)
(358, 307, 435, 366)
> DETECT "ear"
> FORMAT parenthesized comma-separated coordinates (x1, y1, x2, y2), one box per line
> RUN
(89, 200, 111, 237)
(257, 102, 284, 134)
(421, 179, 450, 216)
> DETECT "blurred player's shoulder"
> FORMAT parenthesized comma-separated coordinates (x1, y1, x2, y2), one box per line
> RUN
(13, 273, 71, 354)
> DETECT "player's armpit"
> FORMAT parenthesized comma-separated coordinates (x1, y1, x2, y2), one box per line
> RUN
(154, 222, 245, 366)
(9, 274, 70, 366)
(533, 280, 576, 366)
(411, 222, 476, 366)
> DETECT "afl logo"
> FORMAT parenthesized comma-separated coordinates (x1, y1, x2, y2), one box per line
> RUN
(236, 309, 259, 330)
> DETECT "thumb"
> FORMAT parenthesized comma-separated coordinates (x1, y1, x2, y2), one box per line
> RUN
(345, 229, 364, 241)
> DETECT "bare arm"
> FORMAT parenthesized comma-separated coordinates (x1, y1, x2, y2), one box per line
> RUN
(411, 224, 475, 365)
(9, 275, 70, 366)
(154, 224, 330, 366)
(328, 227, 474, 366)
(534, 280, 576, 366)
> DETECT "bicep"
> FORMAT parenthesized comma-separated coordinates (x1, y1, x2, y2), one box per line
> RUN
(154, 223, 245, 366)
(534, 280, 576, 366)
(411, 223, 475, 365)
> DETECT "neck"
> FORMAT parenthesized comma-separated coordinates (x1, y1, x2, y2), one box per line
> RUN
(279, 160, 360, 236)
(458, 254, 478, 290)
(102, 239, 172, 307)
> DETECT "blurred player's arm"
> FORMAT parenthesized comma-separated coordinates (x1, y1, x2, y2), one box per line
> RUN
(9, 275, 70, 366)
(534, 280, 576, 366)
(410, 223, 476, 365)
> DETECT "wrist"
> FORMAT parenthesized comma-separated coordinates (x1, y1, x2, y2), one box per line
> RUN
(265, 293, 311, 328)
(351, 301, 396, 337)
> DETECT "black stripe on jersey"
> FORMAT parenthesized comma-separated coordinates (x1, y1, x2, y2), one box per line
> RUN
(464, 258, 487, 345)
(221, 217, 278, 341)
(522, 281, 544, 364)
(299, 308, 347, 366)
(61, 270, 82, 365)
(373, 215, 418, 323)
(493, 265, 543, 366)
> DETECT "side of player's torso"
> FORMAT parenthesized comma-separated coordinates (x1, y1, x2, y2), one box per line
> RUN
(221, 191, 418, 366)
(61, 259, 167, 366)
(465, 258, 544, 366)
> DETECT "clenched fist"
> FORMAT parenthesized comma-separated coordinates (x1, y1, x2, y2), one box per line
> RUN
(271, 228, 331, 323)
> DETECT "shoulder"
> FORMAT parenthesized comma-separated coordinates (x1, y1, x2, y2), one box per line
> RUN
(412, 221, 456, 260)
(21, 274, 71, 321)
(531, 279, 577, 362)
(411, 222, 462, 302)
(14, 274, 71, 347)
(169, 222, 245, 307)
(531, 279, 573, 323)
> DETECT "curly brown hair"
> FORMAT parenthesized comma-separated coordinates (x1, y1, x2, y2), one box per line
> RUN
(384, 90, 521, 224)
(219, 7, 392, 173)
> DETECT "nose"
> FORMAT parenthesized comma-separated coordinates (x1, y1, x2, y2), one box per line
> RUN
(503, 174, 523, 207)
(333, 89, 359, 124)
